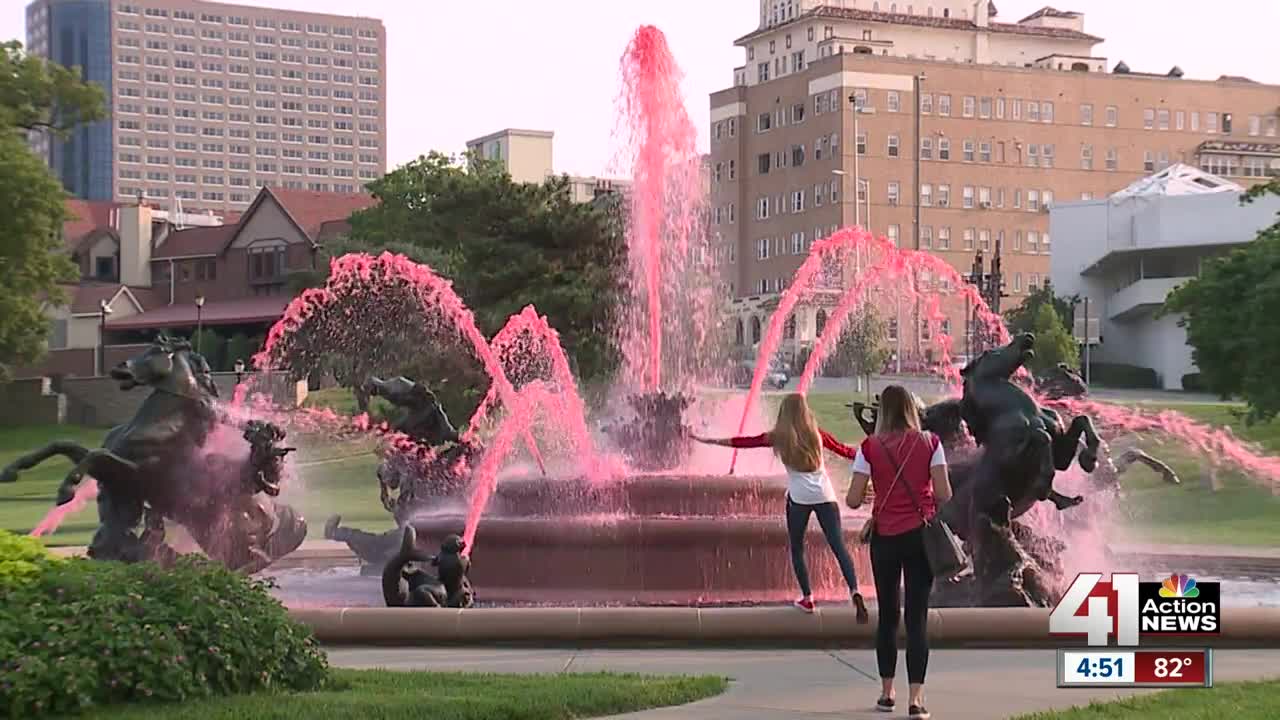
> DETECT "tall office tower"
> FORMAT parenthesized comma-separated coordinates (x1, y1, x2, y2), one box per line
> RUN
(25, 0, 388, 213)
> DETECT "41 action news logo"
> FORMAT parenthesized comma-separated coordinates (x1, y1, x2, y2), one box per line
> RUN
(1049, 572, 1221, 646)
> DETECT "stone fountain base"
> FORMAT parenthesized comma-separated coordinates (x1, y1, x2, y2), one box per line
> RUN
(407, 473, 873, 605)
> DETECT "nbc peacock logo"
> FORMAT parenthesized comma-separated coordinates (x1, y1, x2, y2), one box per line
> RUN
(1158, 573, 1200, 599)
(1138, 572, 1219, 635)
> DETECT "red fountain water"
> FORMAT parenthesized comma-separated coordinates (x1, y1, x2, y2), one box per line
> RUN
(254, 252, 546, 474)
(797, 235, 1007, 394)
(617, 25, 704, 392)
(727, 231, 865, 473)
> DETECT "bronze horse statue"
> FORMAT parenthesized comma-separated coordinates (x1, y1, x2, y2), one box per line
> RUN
(0, 335, 306, 573)
(326, 375, 479, 570)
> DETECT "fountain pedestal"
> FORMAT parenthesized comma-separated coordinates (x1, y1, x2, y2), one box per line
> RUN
(410, 474, 872, 605)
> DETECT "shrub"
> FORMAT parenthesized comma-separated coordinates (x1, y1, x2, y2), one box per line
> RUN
(1087, 362, 1161, 389)
(0, 532, 63, 589)
(0, 531, 329, 718)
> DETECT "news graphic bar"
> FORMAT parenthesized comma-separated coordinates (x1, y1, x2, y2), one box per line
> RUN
(1057, 648, 1213, 689)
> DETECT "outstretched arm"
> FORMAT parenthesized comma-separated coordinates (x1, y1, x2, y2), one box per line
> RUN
(819, 429, 857, 459)
(691, 433, 771, 448)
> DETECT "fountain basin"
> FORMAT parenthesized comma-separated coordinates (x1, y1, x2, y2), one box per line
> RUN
(468, 473, 800, 518)
(411, 513, 872, 605)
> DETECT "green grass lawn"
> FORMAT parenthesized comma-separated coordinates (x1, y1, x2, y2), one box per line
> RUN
(1011, 679, 1280, 719)
(4, 391, 1280, 548)
(74, 670, 727, 720)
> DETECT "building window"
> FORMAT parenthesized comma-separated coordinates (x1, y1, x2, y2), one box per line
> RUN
(962, 140, 974, 162)
(937, 227, 950, 250)
(95, 256, 116, 280)
(962, 185, 974, 208)
(887, 182, 900, 206)
(887, 91, 900, 112)
(938, 94, 951, 116)
(757, 238, 770, 259)
(920, 225, 932, 249)
(1106, 147, 1118, 171)
(887, 225, 900, 246)
(920, 93, 932, 114)
(1042, 101, 1054, 123)
(937, 184, 950, 207)
(979, 96, 992, 119)
(962, 228, 974, 250)
(1176, 110, 1185, 131)
(1105, 105, 1118, 127)
(1191, 111, 1200, 132)
(1158, 109, 1170, 131)
(920, 184, 932, 206)
(962, 95, 975, 117)
(856, 131, 867, 155)
(1144, 150, 1155, 172)
(1081, 144, 1093, 170)
(248, 245, 286, 283)
(1080, 104, 1093, 126)
(1028, 190, 1040, 212)
(919, 137, 932, 160)
(887, 135, 900, 157)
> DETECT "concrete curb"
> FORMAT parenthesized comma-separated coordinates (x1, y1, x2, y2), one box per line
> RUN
(291, 606, 1280, 648)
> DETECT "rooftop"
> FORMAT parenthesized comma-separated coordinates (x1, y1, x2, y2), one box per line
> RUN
(736, 4, 1103, 45)
(106, 296, 292, 331)
(1109, 163, 1242, 200)
(467, 128, 556, 146)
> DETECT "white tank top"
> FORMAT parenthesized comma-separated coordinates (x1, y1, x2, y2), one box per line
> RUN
(785, 462, 838, 505)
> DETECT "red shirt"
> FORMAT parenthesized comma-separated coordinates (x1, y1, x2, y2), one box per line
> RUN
(862, 431, 940, 537)
(727, 430, 857, 460)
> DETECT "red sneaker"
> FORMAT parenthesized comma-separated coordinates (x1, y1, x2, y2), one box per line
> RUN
(794, 597, 816, 613)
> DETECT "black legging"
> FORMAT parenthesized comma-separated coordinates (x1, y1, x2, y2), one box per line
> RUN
(785, 497, 860, 597)
(870, 526, 934, 684)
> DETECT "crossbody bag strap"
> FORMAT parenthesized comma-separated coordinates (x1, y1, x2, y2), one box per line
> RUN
(870, 436, 908, 518)
(874, 433, 928, 523)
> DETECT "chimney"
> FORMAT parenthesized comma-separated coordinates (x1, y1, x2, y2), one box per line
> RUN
(974, 0, 990, 27)
(118, 202, 154, 288)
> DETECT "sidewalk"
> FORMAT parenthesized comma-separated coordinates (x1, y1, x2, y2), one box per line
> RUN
(326, 646, 1280, 720)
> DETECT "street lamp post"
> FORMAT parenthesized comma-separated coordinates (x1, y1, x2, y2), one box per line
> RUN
(98, 299, 113, 376)
(194, 294, 206, 354)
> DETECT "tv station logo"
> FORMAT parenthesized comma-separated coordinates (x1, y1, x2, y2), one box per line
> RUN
(1049, 572, 1221, 646)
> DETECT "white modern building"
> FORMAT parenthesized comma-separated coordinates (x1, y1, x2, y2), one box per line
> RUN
(1049, 164, 1280, 390)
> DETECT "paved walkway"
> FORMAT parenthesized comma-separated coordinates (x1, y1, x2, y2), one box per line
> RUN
(327, 647, 1280, 719)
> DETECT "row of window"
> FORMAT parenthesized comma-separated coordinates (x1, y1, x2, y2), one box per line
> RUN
(1139, 108, 1279, 138)
(117, 117, 381, 134)
(117, 76, 380, 102)
(749, 222, 1050, 260)
(119, 166, 370, 181)
(754, 179, 841, 220)
(115, 66, 381, 87)
(118, 181, 363, 203)
(116, 101, 378, 118)
(118, 134, 380, 153)
(114, 51, 381, 72)
(117, 4, 378, 39)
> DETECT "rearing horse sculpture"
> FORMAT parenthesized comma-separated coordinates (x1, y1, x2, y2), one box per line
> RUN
(0, 335, 306, 572)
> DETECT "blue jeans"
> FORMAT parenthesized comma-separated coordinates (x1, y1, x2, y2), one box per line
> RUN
(785, 497, 860, 597)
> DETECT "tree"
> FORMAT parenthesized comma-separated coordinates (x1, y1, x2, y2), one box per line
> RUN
(1028, 303, 1080, 375)
(1164, 178, 1280, 422)
(826, 306, 892, 399)
(0, 42, 105, 380)
(349, 152, 627, 382)
(1003, 283, 1078, 337)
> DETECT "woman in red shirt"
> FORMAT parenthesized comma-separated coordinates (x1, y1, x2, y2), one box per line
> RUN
(694, 393, 869, 622)
(845, 385, 952, 720)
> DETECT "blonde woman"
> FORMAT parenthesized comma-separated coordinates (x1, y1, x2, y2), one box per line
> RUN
(693, 393, 869, 622)
(845, 385, 952, 720)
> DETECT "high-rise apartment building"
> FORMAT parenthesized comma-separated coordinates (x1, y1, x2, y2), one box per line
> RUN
(25, 0, 387, 213)
(710, 1, 1280, 362)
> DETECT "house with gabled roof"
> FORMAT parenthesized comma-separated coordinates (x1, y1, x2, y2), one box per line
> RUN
(22, 186, 375, 378)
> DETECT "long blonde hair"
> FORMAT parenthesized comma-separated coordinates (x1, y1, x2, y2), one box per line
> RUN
(874, 384, 923, 435)
(769, 393, 823, 472)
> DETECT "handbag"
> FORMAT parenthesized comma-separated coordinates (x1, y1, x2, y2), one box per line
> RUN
(873, 434, 971, 581)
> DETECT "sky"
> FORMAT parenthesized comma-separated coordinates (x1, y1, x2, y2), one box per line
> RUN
(4, 0, 1278, 177)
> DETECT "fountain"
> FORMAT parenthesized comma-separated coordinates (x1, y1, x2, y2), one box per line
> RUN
(113, 22, 1280, 613)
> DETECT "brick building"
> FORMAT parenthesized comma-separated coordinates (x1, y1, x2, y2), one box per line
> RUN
(709, 1, 1280, 364)
(25, 185, 374, 378)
